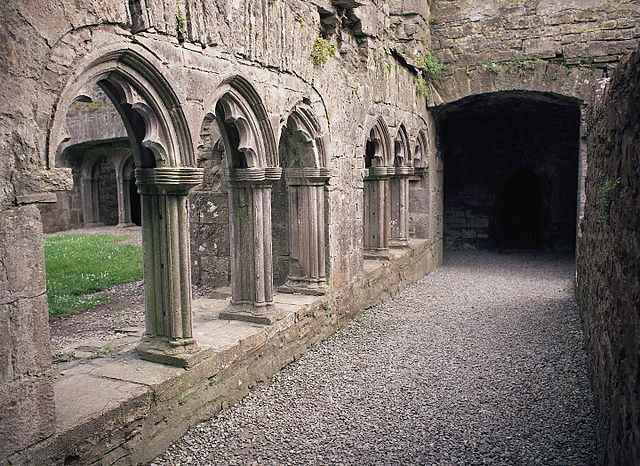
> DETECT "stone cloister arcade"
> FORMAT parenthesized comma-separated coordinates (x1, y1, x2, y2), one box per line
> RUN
(3, 0, 639, 462)
(45, 49, 433, 369)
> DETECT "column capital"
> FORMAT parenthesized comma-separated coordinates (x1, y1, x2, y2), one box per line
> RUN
(228, 167, 282, 187)
(135, 167, 204, 195)
(412, 166, 428, 177)
(364, 166, 393, 180)
(285, 167, 332, 186)
(389, 166, 415, 178)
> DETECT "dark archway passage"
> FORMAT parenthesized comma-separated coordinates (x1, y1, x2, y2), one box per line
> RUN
(436, 92, 580, 252)
(502, 169, 541, 249)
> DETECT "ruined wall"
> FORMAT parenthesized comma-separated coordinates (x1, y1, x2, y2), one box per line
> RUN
(429, 0, 640, 105)
(0, 0, 438, 460)
(576, 46, 640, 465)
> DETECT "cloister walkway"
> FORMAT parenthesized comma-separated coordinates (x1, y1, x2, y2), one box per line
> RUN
(154, 251, 598, 465)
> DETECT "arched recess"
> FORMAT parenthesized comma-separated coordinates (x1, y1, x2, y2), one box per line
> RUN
(48, 47, 204, 367)
(273, 106, 331, 295)
(435, 90, 581, 251)
(409, 129, 430, 239)
(208, 76, 283, 325)
(363, 116, 393, 260)
(389, 124, 413, 247)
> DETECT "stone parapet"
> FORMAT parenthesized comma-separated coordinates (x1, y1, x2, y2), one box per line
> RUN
(7, 239, 441, 465)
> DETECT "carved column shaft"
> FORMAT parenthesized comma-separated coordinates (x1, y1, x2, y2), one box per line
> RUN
(80, 176, 93, 225)
(135, 167, 204, 367)
(390, 167, 413, 247)
(220, 167, 283, 325)
(364, 167, 392, 260)
(115, 172, 134, 226)
(279, 168, 330, 295)
(228, 183, 272, 305)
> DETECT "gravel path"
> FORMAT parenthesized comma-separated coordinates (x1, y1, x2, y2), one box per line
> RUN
(153, 250, 598, 465)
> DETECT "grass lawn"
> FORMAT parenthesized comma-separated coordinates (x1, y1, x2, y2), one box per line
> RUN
(44, 234, 143, 317)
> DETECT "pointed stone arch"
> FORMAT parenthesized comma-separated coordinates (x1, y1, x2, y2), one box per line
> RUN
(47, 46, 204, 367)
(365, 116, 393, 169)
(273, 105, 331, 295)
(410, 128, 431, 239)
(363, 116, 393, 260)
(390, 124, 414, 247)
(208, 76, 283, 324)
(208, 75, 278, 170)
(413, 129, 429, 173)
(49, 47, 195, 169)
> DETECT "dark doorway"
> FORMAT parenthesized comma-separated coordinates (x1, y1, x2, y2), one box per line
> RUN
(436, 91, 580, 252)
(129, 169, 142, 226)
(502, 169, 541, 249)
(94, 156, 119, 226)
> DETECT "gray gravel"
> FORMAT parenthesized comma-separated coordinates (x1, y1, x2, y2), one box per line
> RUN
(152, 250, 598, 465)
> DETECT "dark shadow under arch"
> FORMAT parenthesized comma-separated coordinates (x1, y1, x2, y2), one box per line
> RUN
(502, 169, 541, 250)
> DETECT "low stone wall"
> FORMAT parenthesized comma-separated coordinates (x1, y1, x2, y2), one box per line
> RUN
(7, 239, 441, 465)
(576, 46, 640, 465)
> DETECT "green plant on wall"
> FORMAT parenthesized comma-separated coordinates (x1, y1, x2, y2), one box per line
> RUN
(414, 77, 430, 98)
(88, 101, 102, 111)
(417, 51, 445, 82)
(598, 176, 621, 221)
(311, 37, 336, 66)
(176, 10, 186, 40)
(380, 49, 394, 77)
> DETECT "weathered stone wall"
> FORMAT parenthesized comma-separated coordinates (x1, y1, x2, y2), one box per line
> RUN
(432, 0, 639, 68)
(576, 45, 640, 465)
(0, 205, 55, 458)
(39, 181, 84, 233)
(0, 0, 439, 460)
(429, 0, 640, 106)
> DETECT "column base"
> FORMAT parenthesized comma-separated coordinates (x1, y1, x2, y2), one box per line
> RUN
(364, 248, 391, 261)
(389, 238, 410, 248)
(219, 303, 287, 325)
(277, 279, 327, 296)
(137, 336, 208, 368)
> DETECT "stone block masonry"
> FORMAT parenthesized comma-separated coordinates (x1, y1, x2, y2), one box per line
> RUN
(577, 44, 640, 466)
(5, 240, 438, 465)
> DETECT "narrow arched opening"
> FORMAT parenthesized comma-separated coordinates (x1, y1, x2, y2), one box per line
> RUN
(46, 52, 202, 367)
(409, 130, 430, 239)
(362, 119, 392, 260)
(272, 111, 329, 295)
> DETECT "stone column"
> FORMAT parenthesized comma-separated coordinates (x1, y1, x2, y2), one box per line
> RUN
(389, 166, 414, 247)
(115, 171, 134, 226)
(0, 205, 55, 460)
(278, 167, 331, 295)
(219, 167, 284, 325)
(135, 167, 205, 367)
(363, 167, 392, 260)
(80, 174, 101, 227)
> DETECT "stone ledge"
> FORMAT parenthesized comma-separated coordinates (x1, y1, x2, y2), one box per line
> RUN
(8, 238, 440, 465)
